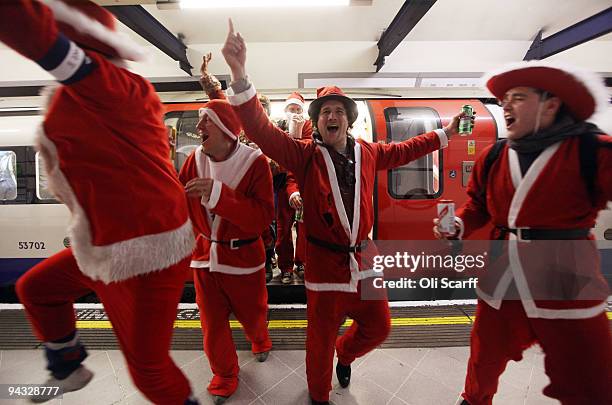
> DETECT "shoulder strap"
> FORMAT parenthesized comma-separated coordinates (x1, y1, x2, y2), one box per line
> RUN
(479, 139, 507, 205)
(579, 132, 598, 204)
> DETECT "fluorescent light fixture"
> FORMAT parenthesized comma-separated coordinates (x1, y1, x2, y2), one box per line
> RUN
(180, 0, 349, 8)
(304, 77, 417, 88)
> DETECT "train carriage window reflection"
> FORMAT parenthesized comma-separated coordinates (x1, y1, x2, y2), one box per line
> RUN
(385, 107, 442, 199)
(165, 111, 201, 171)
(0, 151, 17, 201)
(35, 152, 55, 200)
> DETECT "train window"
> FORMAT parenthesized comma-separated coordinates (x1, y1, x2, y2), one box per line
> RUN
(385, 107, 442, 200)
(35, 153, 55, 200)
(0, 150, 18, 201)
(164, 111, 201, 172)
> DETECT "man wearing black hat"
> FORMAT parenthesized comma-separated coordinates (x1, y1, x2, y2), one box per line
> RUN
(221, 20, 463, 405)
(435, 61, 612, 404)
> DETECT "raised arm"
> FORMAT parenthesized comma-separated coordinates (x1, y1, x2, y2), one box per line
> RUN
(199, 53, 227, 101)
(0, 0, 149, 111)
(375, 130, 446, 171)
(375, 113, 464, 170)
(221, 19, 310, 175)
(0, 1, 58, 62)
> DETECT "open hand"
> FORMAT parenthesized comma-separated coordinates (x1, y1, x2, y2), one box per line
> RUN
(200, 52, 212, 76)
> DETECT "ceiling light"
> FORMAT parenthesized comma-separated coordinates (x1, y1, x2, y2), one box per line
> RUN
(179, 0, 350, 8)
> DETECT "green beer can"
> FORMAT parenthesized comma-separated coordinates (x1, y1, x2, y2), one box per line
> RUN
(458, 104, 474, 135)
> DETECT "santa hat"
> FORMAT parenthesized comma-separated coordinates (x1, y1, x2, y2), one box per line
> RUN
(307, 86, 358, 125)
(199, 100, 242, 141)
(483, 60, 608, 121)
(284, 92, 305, 110)
(43, 0, 145, 61)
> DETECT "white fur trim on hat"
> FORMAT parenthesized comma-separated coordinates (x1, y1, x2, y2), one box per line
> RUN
(199, 108, 238, 141)
(481, 60, 609, 119)
(285, 98, 304, 109)
(43, 0, 146, 61)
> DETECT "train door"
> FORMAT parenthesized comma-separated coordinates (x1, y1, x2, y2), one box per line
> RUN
(164, 103, 206, 173)
(368, 99, 498, 240)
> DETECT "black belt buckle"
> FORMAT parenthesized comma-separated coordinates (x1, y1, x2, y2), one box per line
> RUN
(351, 240, 367, 253)
(230, 238, 240, 250)
(517, 228, 532, 241)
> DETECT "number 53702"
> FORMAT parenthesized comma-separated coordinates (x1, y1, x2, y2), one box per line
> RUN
(18, 242, 46, 250)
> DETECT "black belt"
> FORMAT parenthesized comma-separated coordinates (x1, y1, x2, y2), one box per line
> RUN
(204, 236, 259, 250)
(496, 226, 590, 241)
(307, 236, 367, 253)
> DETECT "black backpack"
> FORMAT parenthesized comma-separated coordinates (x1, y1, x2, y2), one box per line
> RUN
(480, 133, 610, 206)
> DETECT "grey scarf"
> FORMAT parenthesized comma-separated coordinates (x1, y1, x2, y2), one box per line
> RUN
(509, 113, 604, 154)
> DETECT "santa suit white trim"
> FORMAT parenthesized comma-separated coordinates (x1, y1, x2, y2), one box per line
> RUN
(306, 142, 363, 293)
(228, 83, 444, 292)
(36, 127, 194, 284)
(48, 40, 86, 82)
(288, 191, 301, 203)
(285, 98, 304, 109)
(203, 179, 222, 210)
(190, 260, 210, 268)
(193, 143, 266, 275)
(477, 142, 606, 319)
(199, 108, 238, 141)
(42, 0, 146, 61)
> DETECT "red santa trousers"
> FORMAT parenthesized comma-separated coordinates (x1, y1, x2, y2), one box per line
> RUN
(275, 186, 306, 272)
(463, 300, 612, 405)
(305, 287, 391, 402)
(15, 248, 192, 405)
(194, 269, 272, 397)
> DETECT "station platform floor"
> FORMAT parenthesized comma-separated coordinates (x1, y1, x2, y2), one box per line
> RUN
(0, 299, 578, 405)
(0, 345, 562, 405)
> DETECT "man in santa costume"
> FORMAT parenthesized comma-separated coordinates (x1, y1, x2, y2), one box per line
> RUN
(435, 62, 612, 404)
(0, 1, 198, 404)
(221, 21, 462, 405)
(274, 92, 312, 284)
(197, 52, 278, 285)
(178, 97, 274, 405)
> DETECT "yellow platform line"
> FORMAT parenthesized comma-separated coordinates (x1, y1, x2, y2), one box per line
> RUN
(75, 316, 475, 329)
(74, 312, 612, 330)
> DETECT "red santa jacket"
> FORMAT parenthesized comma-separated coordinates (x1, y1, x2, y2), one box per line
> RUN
(179, 144, 274, 274)
(0, 1, 194, 283)
(228, 84, 447, 292)
(457, 135, 612, 319)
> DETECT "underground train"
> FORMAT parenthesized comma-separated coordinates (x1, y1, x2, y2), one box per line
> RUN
(1, 96, 611, 302)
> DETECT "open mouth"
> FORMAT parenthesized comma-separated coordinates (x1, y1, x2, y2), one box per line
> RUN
(326, 124, 339, 135)
(200, 131, 209, 144)
(505, 116, 516, 129)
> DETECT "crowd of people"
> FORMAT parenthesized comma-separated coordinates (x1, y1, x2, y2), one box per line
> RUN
(0, 1, 610, 405)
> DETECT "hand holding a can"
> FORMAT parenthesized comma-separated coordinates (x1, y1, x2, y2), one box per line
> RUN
(442, 108, 476, 138)
(434, 200, 461, 239)
(433, 218, 459, 240)
(289, 193, 303, 210)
